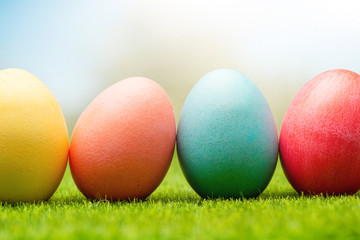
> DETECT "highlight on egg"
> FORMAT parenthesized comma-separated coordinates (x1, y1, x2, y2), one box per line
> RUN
(0, 68, 69, 203)
(69, 77, 176, 201)
(280, 69, 360, 195)
(177, 69, 278, 198)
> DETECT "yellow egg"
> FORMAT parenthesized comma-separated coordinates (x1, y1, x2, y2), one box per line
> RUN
(0, 68, 69, 202)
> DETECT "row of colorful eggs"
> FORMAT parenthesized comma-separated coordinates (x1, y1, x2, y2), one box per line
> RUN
(0, 68, 359, 202)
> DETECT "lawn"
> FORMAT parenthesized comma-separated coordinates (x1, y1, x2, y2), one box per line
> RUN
(1, 155, 360, 240)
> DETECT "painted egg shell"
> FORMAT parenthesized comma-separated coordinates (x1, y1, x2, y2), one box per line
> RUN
(280, 69, 360, 195)
(0, 68, 69, 202)
(177, 69, 278, 198)
(69, 77, 176, 200)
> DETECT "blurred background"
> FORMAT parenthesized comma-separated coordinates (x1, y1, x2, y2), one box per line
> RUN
(1, 0, 360, 134)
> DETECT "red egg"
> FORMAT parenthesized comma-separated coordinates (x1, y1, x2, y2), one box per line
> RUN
(69, 77, 176, 200)
(280, 69, 360, 195)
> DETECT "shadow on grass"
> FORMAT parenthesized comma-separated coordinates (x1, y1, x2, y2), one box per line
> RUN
(259, 190, 360, 201)
(149, 189, 360, 204)
(1, 190, 360, 208)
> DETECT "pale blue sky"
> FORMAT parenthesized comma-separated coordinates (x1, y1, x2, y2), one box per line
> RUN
(1, 0, 360, 131)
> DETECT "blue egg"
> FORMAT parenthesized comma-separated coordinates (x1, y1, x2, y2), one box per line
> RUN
(177, 69, 278, 198)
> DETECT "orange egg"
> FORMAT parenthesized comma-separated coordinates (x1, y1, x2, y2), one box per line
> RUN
(69, 77, 176, 200)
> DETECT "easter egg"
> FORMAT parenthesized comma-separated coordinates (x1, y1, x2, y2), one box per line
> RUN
(0, 68, 69, 202)
(177, 69, 278, 198)
(280, 69, 360, 195)
(69, 77, 176, 201)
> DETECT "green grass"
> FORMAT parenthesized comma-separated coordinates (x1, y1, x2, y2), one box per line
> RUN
(1, 156, 360, 240)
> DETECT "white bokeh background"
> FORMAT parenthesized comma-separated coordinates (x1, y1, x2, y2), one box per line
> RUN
(1, 0, 360, 132)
